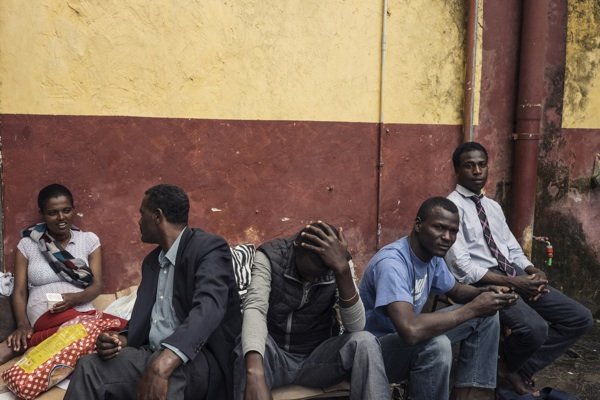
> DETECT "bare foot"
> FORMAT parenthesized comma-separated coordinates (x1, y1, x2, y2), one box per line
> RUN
(497, 358, 540, 397)
(519, 372, 536, 388)
(506, 371, 539, 396)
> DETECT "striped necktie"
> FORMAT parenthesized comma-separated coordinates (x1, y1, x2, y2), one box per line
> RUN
(469, 195, 516, 276)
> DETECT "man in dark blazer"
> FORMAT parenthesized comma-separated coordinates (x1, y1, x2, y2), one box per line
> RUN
(65, 184, 241, 400)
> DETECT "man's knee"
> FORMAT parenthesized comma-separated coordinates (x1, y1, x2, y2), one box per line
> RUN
(421, 335, 452, 367)
(573, 305, 594, 333)
(338, 330, 383, 369)
(73, 352, 101, 374)
(510, 317, 548, 348)
(346, 330, 381, 351)
(477, 313, 501, 338)
(481, 312, 500, 329)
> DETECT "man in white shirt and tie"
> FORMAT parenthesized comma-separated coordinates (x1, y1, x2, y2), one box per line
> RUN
(445, 142, 593, 396)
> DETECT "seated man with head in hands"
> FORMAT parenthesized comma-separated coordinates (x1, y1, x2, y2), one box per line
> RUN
(235, 221, 390, 400)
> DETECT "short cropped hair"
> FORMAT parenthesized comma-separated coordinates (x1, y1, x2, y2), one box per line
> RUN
(38, 184, 74, 211)
(416, 197, 458, 222)
(452, 141, 488, 169)
(145, 184, 189, 225)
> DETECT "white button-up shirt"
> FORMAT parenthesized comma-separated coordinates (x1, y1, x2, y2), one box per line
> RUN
(445, 185, 532, 284)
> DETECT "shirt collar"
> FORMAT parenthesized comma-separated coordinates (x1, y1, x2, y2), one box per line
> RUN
(158, 227, 186, 268)
(455, 184, 480, 198)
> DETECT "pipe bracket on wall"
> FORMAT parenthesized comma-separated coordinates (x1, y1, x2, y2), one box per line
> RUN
(512, 133, 542, 141)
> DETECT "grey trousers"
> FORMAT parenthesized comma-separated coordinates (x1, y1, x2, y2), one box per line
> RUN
(234, 331, 391, 400)
(64, 346, 217, 400)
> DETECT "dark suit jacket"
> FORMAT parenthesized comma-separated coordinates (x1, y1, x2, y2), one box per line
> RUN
(127, 227, 241, 399)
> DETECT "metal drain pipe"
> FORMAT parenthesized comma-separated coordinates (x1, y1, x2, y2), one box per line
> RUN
(463, 0, 479, 143)
(509, 0, 548, 253)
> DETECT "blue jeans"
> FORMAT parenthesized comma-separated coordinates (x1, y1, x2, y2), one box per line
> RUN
(379, 306, 500, 400)
(234, 331, 391, 400)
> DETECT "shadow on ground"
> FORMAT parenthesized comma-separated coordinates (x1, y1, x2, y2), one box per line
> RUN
(535, 321, 600, 399)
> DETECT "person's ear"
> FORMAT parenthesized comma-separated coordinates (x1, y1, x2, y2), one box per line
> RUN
(414, 216, 422, 232)
(155, 208, 165, 224)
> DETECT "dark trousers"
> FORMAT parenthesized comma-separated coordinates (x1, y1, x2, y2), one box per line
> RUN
(497, 268, 593, 375)
(64, 346, 218, 400)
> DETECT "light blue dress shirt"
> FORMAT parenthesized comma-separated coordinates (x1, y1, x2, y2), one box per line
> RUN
(148, 228, 189, 363)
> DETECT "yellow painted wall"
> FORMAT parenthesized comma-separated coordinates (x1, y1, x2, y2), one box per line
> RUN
(563, 0, 600, 129)
(383, 0, 481, 125)
(0, 0, 473, 125)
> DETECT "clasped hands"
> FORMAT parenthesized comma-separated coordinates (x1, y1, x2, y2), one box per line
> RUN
(512, 267, 549, 301)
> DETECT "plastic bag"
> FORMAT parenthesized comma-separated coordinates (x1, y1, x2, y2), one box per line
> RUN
(0, 272, 14, 296)
(103, 291, 137, 320)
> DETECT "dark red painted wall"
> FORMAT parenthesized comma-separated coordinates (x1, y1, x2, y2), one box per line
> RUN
(378, 124, 462, 246)
(1, 115, 380, 292)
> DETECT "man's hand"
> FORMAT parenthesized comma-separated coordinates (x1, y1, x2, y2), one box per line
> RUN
(6, 325, 33, 352)
(485, 285, 513, 295)
(509, 273, 549, 301)
(523, 266, 549, 301)
(137, 372, 169, 400)
(299, 221, 349, 276)
(137, 348, 182, 400)
(526, 265, 548, 282)
(468, 290, 518, 317)
(96, 332, 127, 360)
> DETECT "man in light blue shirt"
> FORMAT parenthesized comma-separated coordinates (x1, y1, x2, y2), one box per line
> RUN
(361, 197, 517, 400)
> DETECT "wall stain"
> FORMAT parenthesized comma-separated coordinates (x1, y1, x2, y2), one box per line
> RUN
(446, 0, 468, 36)
(535, 161, 600, 314)
(541, 65, 566, 153)
(564, 0, 600, 125)
(532, 208, 600, 314)
(534, 13, 600, 312)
